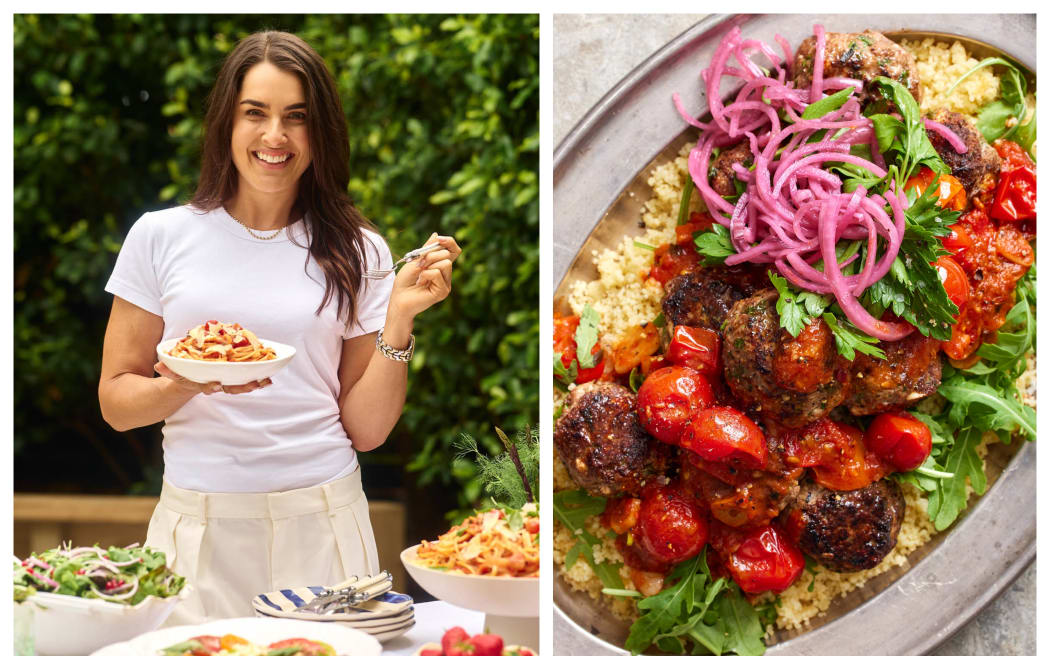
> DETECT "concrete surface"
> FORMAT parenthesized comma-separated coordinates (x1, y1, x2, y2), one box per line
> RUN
(552, 13, 1036, 656)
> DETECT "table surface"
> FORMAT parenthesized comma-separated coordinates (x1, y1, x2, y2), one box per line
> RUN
(553, 13, 1036, 656)
(382, 601, 484, 655)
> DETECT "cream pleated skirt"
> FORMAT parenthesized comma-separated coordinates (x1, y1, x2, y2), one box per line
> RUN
(145, 468, 380, 625)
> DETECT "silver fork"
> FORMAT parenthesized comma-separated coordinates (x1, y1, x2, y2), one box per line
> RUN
(363, 242, 443, 280)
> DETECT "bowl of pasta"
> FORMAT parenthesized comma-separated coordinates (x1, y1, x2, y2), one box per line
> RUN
(156, 320, 296, 386)
(401, 504, 539, 646)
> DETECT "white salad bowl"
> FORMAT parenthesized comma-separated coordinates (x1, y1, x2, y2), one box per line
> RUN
(29, 585, 191, 656)
(156, 338, 296, 386)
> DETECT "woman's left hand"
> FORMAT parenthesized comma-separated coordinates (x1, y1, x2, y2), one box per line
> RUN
(388, 233, 461, 320)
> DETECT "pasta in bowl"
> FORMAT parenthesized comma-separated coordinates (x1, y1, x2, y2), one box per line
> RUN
(156, 321, 296, 386)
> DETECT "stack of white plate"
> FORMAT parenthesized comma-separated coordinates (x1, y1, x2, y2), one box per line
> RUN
(252, 586, 415, 642)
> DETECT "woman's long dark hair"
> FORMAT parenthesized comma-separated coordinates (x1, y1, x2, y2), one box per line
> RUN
(191, 30, 375, 328)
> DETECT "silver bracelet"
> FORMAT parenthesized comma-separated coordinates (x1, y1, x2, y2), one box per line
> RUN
(376, 328, 415, 362)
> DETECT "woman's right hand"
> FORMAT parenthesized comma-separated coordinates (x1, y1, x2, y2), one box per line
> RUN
(153, 362, 272, 395)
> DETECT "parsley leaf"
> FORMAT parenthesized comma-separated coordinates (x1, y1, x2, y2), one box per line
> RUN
(822, 313, 885, 361)
(870, 77, 950, 187)
(694, 224, 736, 266)
(553, 353, 577, 386)
(575, 305, 601, 369)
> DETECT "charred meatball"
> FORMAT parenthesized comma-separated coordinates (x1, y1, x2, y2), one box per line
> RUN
(662, 266, 769, 332)
(793, 30, 921, 105)
(554, 382, 672, 497)
(846, 331, 942, 416)
(710, 140, 754, 196)
(780, 477, 905, 572)
(926, 108, 1001, 203)
(722, 290, 850, 427)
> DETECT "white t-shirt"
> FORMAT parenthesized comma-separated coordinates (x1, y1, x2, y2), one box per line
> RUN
(105, 204, 394, 493)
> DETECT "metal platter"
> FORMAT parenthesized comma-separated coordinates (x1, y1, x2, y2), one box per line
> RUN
(553, 14, 1035, 656)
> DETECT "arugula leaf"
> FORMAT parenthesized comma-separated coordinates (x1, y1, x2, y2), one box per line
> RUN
(1014, 109, 1037, 156)
(927, 426, 986, 530)
(575, 305, 601, 369)
(624, 552, 767, 656)
(553, 490, 623, 589)
(938, 379, 1036, 441)
(695, 224, 736, 266)
(801, 86, 854, 119)
(822, 313, 885, 361)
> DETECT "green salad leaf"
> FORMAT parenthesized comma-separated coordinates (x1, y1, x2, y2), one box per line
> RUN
(624, 552, 767, 656)
(575, 304, 601, 369)
(553, 490, 623, 589)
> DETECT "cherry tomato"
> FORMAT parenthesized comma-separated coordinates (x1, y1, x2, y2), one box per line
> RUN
(674, 212, 715, 245)
(990, 140, 1036, 222)
(601, 496, 641, 535)
(934, 255, 971, 314)
(635, 484, 709, 565)
(784, 419, 885, 491)
(681, 406, 768, 470)
(268, 638, 337, 656)
(667, 325, 721, 375)
(722, 524, 805, 594)
(553, 313, 605, 384)
(636, 366, 714, 445)
(865, 411, 933, 472)
(905, 167, 967, 211)
(942, 303, 979, 361)
(940, 224, 975, 256)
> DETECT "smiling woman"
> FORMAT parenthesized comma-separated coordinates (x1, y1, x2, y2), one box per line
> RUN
(96, 30, 462, 625)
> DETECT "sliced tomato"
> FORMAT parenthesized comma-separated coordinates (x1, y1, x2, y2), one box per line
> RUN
(267, 638, 337, 656)
(607, 323, 661, 375)
(553, 312, 604, 383)
(784, 419, 886, 491)
(940, 224, 975, 256)
(905, 167, 967, 211)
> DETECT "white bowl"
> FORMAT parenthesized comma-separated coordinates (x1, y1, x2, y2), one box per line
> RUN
(30, 585, 190, 656)
(400, 545, 538, 618)
(156, 338, 296, 386)
(90, 616, 382, 656)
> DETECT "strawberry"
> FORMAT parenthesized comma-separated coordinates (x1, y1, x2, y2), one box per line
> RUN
(469, 634, 504, 656)
(442, 627, 472, 656)
(420, 650, 443, 656)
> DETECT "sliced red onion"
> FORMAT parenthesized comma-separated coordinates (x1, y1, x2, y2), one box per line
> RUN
(924, 118, 968, 153)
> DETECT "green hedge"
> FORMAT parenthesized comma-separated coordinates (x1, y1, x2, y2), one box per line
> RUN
(14, 14, 538, 514)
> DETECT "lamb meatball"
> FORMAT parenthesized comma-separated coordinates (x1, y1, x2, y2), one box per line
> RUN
(780, 477, 905, 572)
(662, 266, 768, 332)
(710, 140, 754, 196)
(845, 331, 942, 416)
(554, 382, 672, 497)
(926, 108, 1001, 203)
(722, 289, 851, 427)
(793, 30, 921, 105)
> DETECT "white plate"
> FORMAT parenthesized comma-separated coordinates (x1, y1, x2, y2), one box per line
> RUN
(400, 545, 538, 618)
(369, 620, 414, 643)
(90, 616, 381, 656)
(156, 337, 296, 385)
(252, 588, 413, 621)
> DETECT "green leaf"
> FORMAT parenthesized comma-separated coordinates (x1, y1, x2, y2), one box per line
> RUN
(938, 379, 1036, 441)
(575, 305, 601, 369)
(768, 271, 812, 337)
(694, 224, 735, 266)
(801, 86, 854, 119)
(677, 179, 694, 226)
(929, 426, 985, 530)
(822, 313, 884, 361)
(714, 584, 768, 656)
(553, 353, 577, 386)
